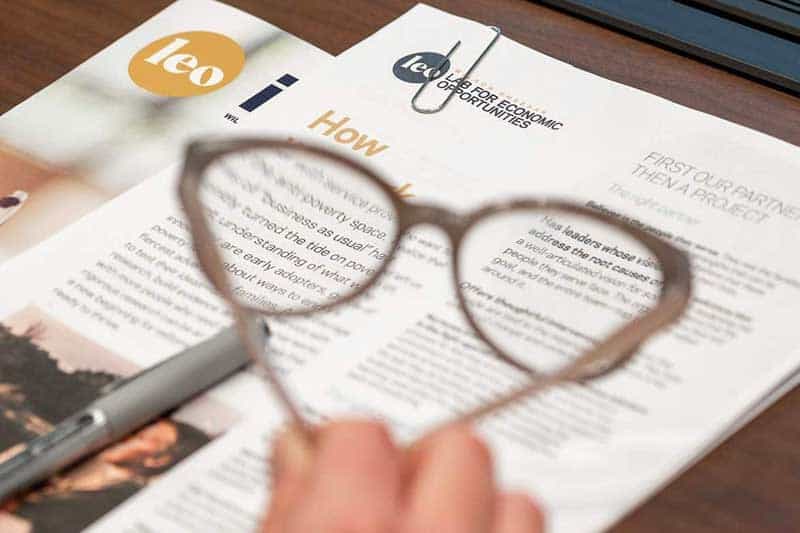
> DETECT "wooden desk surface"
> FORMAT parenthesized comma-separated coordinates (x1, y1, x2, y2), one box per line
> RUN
(3, 1, 799, 530)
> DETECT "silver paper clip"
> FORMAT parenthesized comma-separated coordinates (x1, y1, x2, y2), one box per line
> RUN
(411, 25, 502, 114)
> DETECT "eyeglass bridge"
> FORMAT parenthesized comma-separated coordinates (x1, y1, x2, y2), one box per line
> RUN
(398, 202, 470, 240)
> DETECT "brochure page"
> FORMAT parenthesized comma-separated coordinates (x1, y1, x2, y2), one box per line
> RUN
(0, 0, 330, 530)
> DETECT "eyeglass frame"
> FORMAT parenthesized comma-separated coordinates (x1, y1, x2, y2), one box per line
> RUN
(178, 137, 692, 434)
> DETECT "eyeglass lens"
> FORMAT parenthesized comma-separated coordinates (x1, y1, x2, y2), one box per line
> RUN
(458, 208, 663, 376)
(198, 147, 400, 313)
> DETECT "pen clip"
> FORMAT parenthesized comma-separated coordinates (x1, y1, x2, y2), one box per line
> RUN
(411, 25, 501, 114)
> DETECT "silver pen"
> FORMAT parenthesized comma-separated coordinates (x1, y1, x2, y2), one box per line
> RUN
(0, 321, 266, 503)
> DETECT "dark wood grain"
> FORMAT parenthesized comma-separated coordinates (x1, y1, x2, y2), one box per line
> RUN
(2, 1, 799, 530)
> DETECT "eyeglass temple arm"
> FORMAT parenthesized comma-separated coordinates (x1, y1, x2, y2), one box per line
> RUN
(233, 308, 316, 443)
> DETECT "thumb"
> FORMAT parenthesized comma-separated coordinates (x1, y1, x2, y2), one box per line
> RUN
(262, 425, 315, 533)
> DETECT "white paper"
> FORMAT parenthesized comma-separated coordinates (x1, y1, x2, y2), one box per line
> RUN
(203, 4, 800, 531)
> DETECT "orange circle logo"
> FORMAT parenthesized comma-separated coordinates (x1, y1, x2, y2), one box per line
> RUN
(129, 31, 245, 97)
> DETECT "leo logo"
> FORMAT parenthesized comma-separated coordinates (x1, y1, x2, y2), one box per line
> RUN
(392, 52, 451, 83)
(129, 31, 245, 97)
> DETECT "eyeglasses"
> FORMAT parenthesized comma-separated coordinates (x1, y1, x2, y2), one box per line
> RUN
(178, 138, 691, 436)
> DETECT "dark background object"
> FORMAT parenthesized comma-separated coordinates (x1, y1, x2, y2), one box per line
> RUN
(692, 0, 800, 38)
(1, 1, 800, 531)
(538, 0, 800, 94)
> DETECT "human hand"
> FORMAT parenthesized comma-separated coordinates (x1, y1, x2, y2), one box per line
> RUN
(262, 420, 544, 533)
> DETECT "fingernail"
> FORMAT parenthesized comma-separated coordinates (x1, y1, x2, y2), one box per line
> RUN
(272, 424, 314, 481)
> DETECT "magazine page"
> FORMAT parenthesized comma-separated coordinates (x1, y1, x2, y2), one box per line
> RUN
(0, 0, 330, 263)
(0, 0, 331, 530)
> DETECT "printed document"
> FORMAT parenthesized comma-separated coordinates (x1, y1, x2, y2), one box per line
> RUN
(0, 0, 330, 530)
(2, 4, 800, 532)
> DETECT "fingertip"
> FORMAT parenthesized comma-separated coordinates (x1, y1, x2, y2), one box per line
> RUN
(495, 492, 546, 533)
(402, 425, 496, 533)
(264, 424, 316, 533)
(318, 419, 394, 449)
(425, 424, 493, 472)
(298, 419, 402, 533)
(272, 423, 314, 484)
(314, 418, 399, 484)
